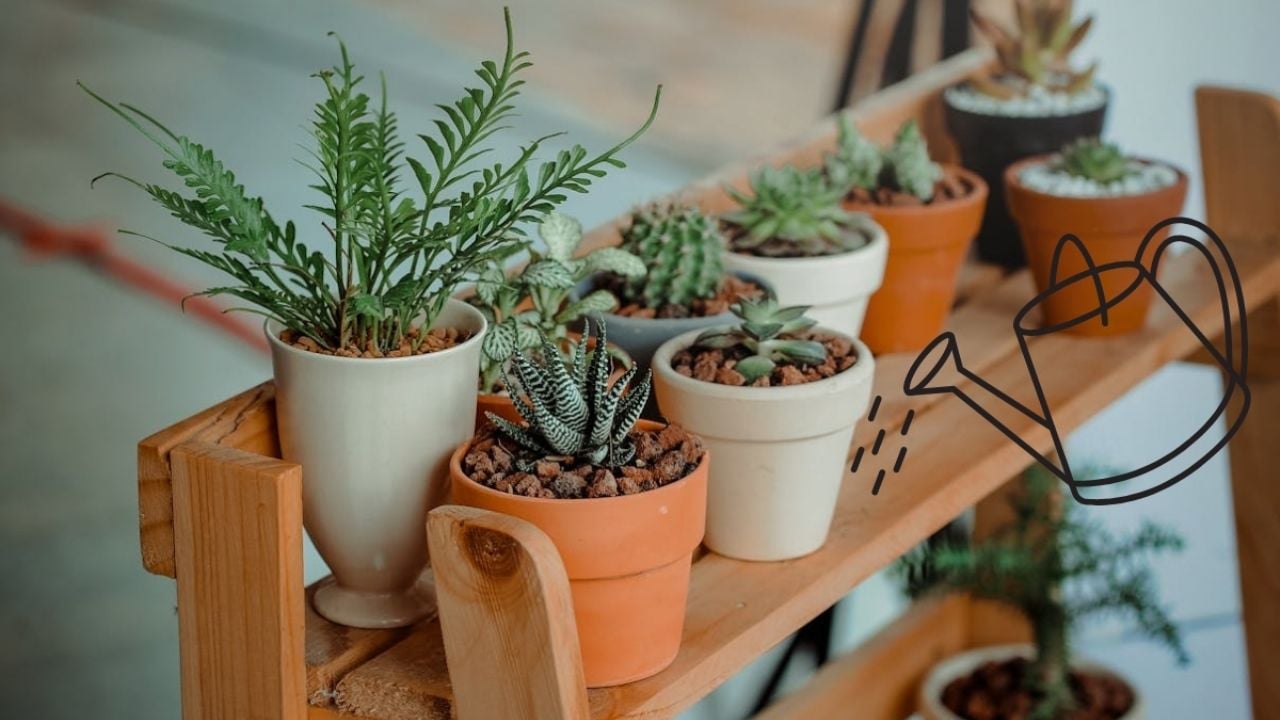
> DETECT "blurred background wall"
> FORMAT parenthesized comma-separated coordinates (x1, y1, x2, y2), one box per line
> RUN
(1, 0, 1277, 717)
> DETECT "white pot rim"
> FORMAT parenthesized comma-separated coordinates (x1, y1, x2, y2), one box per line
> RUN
(723, 222, 887, 270)
(264, 297, 487, 366)
(652, 325, 874, 401)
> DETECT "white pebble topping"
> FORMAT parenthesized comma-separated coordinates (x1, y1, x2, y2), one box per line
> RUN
(945, 83, 1108, 118)
(1019, 158, 1179, 198)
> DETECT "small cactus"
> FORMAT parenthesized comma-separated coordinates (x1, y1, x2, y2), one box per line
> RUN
(488, 320, 650, 468)
(618, 203, 725, 309)
(970, 0, 1097, 99)
(691, 298, 827, 384)
(724, 166, 877, 258)
(1056, 137, 1132, 183)
(882, 120, 943, 201)
(826, 115, 884, 192)
(827, 118, 943, 202)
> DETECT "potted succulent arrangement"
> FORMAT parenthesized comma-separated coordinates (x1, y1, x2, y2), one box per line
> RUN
(899, 466, 1187, 720)
(83, 10, 660, 628)
(581, 202, 768, 388)
(450, 321, 709, 687)
(947, 0, 1106, 267)
(471, 212, 644, 423)
(652, 298, 874, 561)
(1006, 138, 1187, 336)
(829, 117, 988, 354)
(719, 166, 887, 337)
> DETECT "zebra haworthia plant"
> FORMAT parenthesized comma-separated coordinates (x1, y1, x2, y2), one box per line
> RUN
(692, 298, 827, 384)
(488, 320, 651, 468)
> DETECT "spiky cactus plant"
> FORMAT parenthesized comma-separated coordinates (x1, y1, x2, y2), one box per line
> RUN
(896, 465, 1187, 719)
(882, 120, 943, 201)
(488, 320, 650, 468)
(691, 298, 827, 384)
(724, 166, 877, 257)
(826, 115, 884, 193)
(970, 0, 1097, 100)
(1056, 137, 1132, 184)
(827, 118, 943, 203)
(617, 203, 725, 310)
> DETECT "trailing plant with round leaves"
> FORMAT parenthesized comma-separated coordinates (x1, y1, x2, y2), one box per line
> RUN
(969, 0, 1097, 100)
(473, 212, 644, 393)
(1056, 137, 1133, 184)
(896, 465, 1187, 719)
(691, 298, 827, 384)
(724, 166, 876, 258)
(488, 320, 650, 468)
(616, 203, 725, 310)
(81, 9, 661, 355)
(828, 118, 942, 202)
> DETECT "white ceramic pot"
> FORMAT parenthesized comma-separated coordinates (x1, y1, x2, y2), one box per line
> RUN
(651, 327, 874, 561)
(721, 225, 887, 338)
(919, 644, 1145, 720)
(267, 299, 486, 629)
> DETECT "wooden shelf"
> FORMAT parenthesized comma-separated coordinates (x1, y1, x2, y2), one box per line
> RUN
(136, 48, 1280, 720)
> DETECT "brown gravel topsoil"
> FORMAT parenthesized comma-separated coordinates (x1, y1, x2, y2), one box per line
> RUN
(845, 166, 976, 208)
(722, 223, 874, 259)
(670, 331, 858, 387)
(603, 274, 766, 320)
(280, 326, 468, 358)
(462, 424, 704, 500)
(942, 658, 1135, 720)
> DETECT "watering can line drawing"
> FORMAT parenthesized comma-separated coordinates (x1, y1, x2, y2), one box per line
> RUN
(904, 217, 1251, 506)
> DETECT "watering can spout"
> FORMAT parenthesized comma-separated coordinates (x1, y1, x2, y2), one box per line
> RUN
(903, 332, 1065, 478)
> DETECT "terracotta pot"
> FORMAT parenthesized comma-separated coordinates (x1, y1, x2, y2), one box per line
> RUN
(474, 332, 624, 430)
(266, 299, 486, 629)
(652, 328, 874, 561)
(853, 166, 988, 354)
(944, 87, 1109, 268)
(919, 644, 1145, 720)
(721, 223, 888, 338)
(449, 419, 708, 687)
(1005, 156, 1188, 336)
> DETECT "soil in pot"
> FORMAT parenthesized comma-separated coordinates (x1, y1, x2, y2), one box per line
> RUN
(1005, 156, 1188, 337)
(606, 274, 766, 320)
(669, 331, 859, 387)
(941, 657, 1134, 720)
(944, 84, 1108, 268)
(848, 165, 988, 354)
(279, 325, 468, 357)
(450, 419, 708, 686)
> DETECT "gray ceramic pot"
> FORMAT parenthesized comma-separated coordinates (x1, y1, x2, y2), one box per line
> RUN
(577, 273, 771, 417)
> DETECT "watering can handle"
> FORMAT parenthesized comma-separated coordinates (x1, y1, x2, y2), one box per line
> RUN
(1048, 234, 1111, 328)
(1137, 217, 1249, 381)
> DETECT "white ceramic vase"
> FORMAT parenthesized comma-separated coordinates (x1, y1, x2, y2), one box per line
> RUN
(267, 299, 486, 629)
(721, 224, 887, 338)
(918, 644, 1145, 720)
(651, 327, 874, 561)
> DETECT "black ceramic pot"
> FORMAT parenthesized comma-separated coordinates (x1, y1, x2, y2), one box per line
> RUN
(944, 88, 1109, 268)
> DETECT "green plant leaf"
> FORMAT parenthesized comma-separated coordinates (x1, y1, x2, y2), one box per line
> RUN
(735, 355, 775, 383)
(539, 211, 582, 261)
(554, 289, 618, 324)
(581, 247, 645, 278)
(519, 259, 576, 289)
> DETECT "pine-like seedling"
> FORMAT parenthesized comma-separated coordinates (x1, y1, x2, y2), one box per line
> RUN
(896, 465, 1188, 719)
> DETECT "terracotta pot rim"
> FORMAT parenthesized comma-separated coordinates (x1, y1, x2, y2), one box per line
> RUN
(265, 299, 487, 366)
(943, 81, 1113, 118)
(842, 164, 990, 218)
(450, 418, 709, 507)
(1005, 154, 1189, 205)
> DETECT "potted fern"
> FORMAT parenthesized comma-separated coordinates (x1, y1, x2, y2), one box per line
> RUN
(580, 202, 769, 390)
(829, 117, 987, 354)
(1006, 138, 1186, 336)
(470, 212, 643, 423)
(899, 466, 1187, 720)
(450, 320, 709, 687)
(83, 10, 660, 629)
(652, 298, 874, 560)
(946, 0, 1107, 267)
(720, 166, 887, 337)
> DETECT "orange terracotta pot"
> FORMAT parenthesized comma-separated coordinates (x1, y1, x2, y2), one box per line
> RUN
(449, 419, 708, 687)
(1006, 156, 1188, 336)
(852, 166, 988, 355)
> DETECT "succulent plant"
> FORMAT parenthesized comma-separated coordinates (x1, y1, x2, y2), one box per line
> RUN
(825, 115, 884, 192)
(488, 320, 650, 468)
(691, 298, 827, 384)
(617, 203, 725, 309)
(970, 0, 1097, 99)
(472, 212, 644, 393)
(724, 166, 876, 258)
(1056, 137, 1133, 184)
(883, 120, 943, 201)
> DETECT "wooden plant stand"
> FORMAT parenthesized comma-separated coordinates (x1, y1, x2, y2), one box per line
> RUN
(136, 49, 1280, 719)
